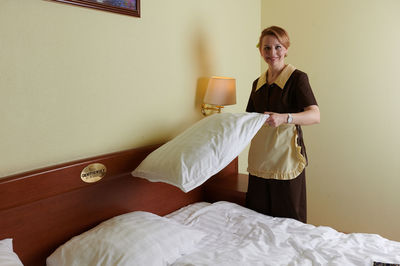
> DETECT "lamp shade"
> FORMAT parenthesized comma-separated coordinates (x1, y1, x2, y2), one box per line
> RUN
(203, 76, 236, 106)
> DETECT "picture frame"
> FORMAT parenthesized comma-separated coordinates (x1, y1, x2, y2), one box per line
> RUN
(51, 0, 140, 17)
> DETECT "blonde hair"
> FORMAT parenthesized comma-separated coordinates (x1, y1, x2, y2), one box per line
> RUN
(257, 26, 290, 49)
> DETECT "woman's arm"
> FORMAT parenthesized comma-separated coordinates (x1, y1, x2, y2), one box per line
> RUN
(265, 105, 320, 127)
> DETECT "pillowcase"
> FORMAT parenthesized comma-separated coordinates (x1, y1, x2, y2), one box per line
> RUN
(46, 211, 206, 266)
(132, 112, 268, 192)
(0, 239, 24, 266)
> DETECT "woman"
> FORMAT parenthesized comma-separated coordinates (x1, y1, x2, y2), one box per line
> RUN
(246, 26, 320, 223)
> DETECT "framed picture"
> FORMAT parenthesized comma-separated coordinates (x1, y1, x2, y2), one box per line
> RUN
(51, 0, 140, 17)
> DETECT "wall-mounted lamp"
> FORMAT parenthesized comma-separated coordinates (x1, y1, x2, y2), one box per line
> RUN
(201, 76, 236, 116)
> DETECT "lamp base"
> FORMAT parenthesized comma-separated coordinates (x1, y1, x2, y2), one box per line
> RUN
(201, 103, 224, 116)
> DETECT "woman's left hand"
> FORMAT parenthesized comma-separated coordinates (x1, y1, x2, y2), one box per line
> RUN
(264, 105, 320, 127)
(264, 112, 286, 127)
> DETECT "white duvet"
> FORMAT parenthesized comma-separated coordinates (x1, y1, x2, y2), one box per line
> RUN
(166, 201, 400, 266)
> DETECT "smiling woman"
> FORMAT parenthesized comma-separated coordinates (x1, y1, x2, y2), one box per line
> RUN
(50, 0, 140, 17)
(246, 26, 320, 224)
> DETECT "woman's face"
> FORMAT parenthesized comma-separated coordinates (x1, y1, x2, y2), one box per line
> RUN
(260, 35, 288, 68)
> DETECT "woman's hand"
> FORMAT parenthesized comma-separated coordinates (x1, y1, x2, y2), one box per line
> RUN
(264, 105, 320, 127)
(264, 112, 286, 127)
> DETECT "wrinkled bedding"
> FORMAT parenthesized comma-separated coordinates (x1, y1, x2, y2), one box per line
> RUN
(166, 201, 400, 266)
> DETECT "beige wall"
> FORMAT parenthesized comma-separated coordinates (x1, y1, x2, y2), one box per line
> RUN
(2, 0, 399, 243)
(261, 0, 400, 241)
(0, 0, 260, 177)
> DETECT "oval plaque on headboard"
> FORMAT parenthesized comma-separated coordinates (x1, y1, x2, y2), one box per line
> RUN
(80, 163, 107, 183)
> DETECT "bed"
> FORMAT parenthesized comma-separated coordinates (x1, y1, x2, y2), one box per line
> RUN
(1, 113, 400, 265)
(0, 143, 246, 266)
(166, 201, 400, 265)
(1, 144, 400, 266)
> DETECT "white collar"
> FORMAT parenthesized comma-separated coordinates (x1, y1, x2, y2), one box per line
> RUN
(255, 64, 296, 91)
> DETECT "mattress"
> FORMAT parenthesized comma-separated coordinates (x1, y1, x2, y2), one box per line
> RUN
(166, 201, 400, 266)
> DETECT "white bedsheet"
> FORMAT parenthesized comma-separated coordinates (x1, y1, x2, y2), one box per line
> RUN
(166, 201, 400, 266)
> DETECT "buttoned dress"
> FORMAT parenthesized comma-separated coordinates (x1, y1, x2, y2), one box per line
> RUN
(246, 64, 318, 223)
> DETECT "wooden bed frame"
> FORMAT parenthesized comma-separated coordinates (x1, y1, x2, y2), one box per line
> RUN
(0, 144, 247, 266)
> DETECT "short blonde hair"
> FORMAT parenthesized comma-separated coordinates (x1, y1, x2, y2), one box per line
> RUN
(257, 26, 290, 49)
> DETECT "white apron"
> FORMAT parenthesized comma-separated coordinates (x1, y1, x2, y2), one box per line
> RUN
(247, 124, 306, 180)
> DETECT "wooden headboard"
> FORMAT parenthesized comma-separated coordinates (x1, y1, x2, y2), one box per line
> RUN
(0, 144, 242, 266)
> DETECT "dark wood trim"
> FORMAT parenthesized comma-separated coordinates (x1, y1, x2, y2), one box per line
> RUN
(0, 144, 160, 211)
(50, 0, 141, 18)
(203, 172, 248, 206)
(0, 144, 202, 266)
(0, 145, 242, 266)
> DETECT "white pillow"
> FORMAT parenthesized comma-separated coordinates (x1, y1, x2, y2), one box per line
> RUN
(132, 112, 268, 192)
(0, 239, 23, 266)
(46, 211, 206, 266)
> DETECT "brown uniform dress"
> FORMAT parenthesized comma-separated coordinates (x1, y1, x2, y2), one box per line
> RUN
(246, 66, 318, 223)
